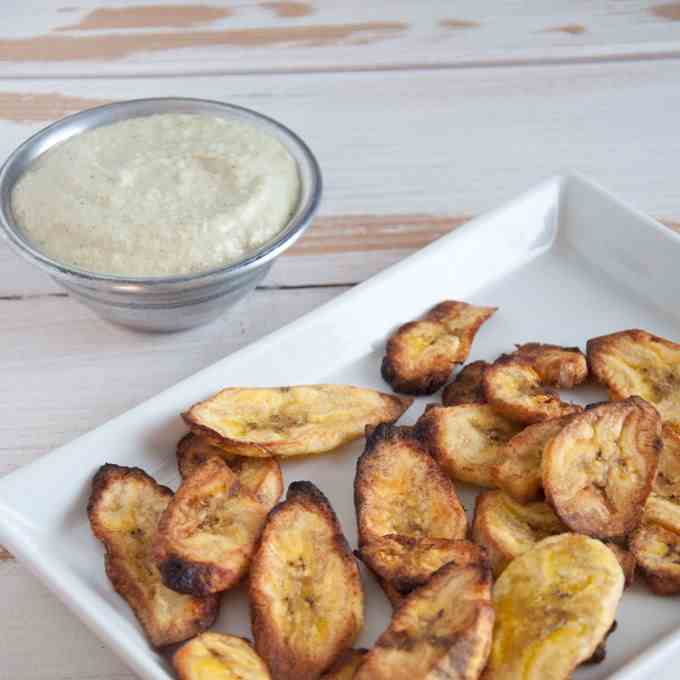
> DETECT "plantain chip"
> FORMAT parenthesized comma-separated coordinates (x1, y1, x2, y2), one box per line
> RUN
(606, 543, 636, 588)
(381, 300, 496, 395)
(173, 632, 272, 680)
(321, 649, 368, 680)
(357, 535, 485, 599)
(354, 561, 494, 680)
(543, 397, 661, 539)
(250, 481, 363, 680)
(492, 416, 572, 503)
(154, 457, 269, 596)
(630, 425, 680, 594)
(472, 490, 567, 577)
(484, 534, 624, 680)
(87, 464, 219, 647)
(355, 424, 467, 546)
(416, 404, 522, 488)
(184, 384, 412, 458)
(441, 360, 489, 407)
(587, 329, 680, 434)
(177, 433, 282, 509)
(513, 343, 588, 389)
(483, 354, 583, 425)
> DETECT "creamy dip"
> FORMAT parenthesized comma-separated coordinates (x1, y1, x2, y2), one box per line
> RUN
(11, 113, 301, 276)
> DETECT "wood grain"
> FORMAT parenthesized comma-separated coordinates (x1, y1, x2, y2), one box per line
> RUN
(2, 1, 680, 77)
(0, 92, 110, 122)
(56, 4, 233, 31)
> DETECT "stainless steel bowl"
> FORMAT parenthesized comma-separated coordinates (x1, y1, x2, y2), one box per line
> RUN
(0, 98, 322, 332)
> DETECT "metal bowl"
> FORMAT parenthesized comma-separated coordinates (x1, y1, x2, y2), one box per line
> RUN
(0, 98, 322, 332)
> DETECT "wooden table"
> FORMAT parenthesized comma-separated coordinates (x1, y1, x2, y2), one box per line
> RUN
(1, 2, 680, 677)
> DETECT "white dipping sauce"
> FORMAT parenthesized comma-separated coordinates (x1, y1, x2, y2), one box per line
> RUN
(11, 113, 301, 276)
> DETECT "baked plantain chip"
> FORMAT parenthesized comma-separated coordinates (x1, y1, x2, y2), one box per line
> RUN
(606, 543, 636, 588)
(357, 535, 485, 598)
(513, 343, 588, 389)
(176, 433, 282, 509)
(381, 300, 496, 395)
(472, 490, 567, 577)
(492, 416, 572, 503)
(250, 481, 363, 680)
(441, 360, 489, 407)
(484, 534, 624, 680)
(154, 457, 269, 596)
(543, 397, 661, 539)
(483, 354, 583, 425)
(587, 329, 680, 433)
(173, 632, 272, 680)
(87, 464, 219, 647)
(630, 426, 680, 594)
(354, 561, 494, 680)
(321, 649, 368, 680)
(184, 384, 412, 458)
(416, 404, 522, 488)
(355, 424, 467, 546)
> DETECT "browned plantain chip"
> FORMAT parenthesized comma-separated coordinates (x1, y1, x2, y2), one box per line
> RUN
(355, 424, 467, 547)
(357, 535, 485, 597)
(87, 464, 219, 647)
(173, 632, 272, 679)
(176, 433, 282, 509)
(514, 343, 588, 389)
(483, 354, 583, 425)
(354, 562, 494, 680)
(484, 534, 624, 680)
(321, 649, 369, 680)
(441, 360, 489, 407)
(381, 300, 496, 395)
(630, 426, 680, 594)
(472, 490, 567, 577)
(184, 385, 412, 458)
(493, 416, 572, 503)
(587, 329, 680, 434)
(543, 397, 661, 539)
(606, 544, 636, 588)
(416, 404, 522, 488)
(250, 482, 363, 680)
(154, 457, 269, 596)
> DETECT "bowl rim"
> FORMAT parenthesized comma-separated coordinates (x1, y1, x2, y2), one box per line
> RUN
(0, 97, 322, 287)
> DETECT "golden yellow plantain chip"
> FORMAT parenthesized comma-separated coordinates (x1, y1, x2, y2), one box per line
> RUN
(354, 562, 494, 680)
(587, 329, 680, 434)
(416, 404, 522, 488)
(606, 543, 636, 588)
(513, 343, 588, 389)
(355, 424, 467, 546)
(630, 426, 680, 594)
(250, 482, 363, 680)
(321, 649, 368, 680)
(483, 354, 583, 425)
(357, 535, 485, 599)
(472, 491, 567, 577)
(176, 433, 282, 509)
(184, 384, 412, 458)
(492, 416, 572, 503)
(441, 360, 489, 407)
(154, 457, 269, 596)
(484, 534, 624, 680)
(381, 300, 496, 395)
(173, 632, 272, 680)
(87, 464, 219, 648)
(543, 397, 661, 539)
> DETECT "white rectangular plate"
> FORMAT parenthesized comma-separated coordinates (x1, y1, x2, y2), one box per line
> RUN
(2, 174, 680, 680)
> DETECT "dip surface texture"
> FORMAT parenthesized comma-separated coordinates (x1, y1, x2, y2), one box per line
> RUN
(11, 113, 301, 276)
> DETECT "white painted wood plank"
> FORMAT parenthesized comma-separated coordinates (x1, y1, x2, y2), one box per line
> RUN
(1, 60, 680, 292)
(1, 1, 680, 77)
